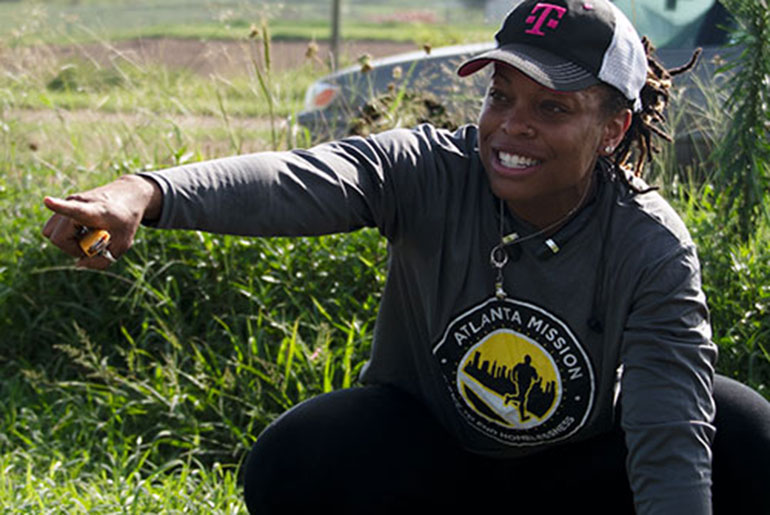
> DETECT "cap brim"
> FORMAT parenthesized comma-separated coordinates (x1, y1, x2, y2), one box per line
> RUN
(457, 43, 599, 92)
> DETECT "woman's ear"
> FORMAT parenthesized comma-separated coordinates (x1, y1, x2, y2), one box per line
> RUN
(601, 108, 632, 154)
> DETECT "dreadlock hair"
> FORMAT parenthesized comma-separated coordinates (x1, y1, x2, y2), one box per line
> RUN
(599, 37, 701, 190)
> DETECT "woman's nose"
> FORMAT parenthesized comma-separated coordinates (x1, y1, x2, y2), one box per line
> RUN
(501, 108, 536, 138)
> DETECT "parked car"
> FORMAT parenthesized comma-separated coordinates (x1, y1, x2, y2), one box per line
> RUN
(296, 0, 736, 164)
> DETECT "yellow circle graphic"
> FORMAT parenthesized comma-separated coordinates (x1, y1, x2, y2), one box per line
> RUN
(457, 329, 561, 429)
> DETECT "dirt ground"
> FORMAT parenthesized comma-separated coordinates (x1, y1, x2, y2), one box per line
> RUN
(3, 37, 418, 76)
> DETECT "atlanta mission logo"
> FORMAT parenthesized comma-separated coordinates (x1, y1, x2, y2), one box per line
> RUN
(432, 297, 595, 446)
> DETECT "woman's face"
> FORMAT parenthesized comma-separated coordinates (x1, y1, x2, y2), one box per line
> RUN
(478, 64, 630, 227)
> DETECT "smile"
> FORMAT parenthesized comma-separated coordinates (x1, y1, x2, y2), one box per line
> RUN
(498, 151, 541, 169)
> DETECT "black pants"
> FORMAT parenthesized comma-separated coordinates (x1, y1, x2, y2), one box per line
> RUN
(243, 375, 770, 514)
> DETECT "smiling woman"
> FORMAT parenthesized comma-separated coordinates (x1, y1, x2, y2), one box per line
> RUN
(475, 66, 628, 228)
(41, 0, 770, 513)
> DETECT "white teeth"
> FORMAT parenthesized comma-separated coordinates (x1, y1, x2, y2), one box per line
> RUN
(498, 151, 540, 169)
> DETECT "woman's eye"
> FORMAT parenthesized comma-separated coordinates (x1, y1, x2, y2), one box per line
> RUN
(541, 102, 568, 115)
(487, 88, 507, 103)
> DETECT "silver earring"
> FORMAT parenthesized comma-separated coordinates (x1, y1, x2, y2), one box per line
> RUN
(604, 145, 614, 154)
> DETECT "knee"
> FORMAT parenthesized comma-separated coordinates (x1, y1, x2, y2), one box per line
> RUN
(713, 375, 770, 456)
(241, 386, 414, 513)
(242, 406, 326, 514)
(242, 420, 290, 514)
(712, 375, 770, 513)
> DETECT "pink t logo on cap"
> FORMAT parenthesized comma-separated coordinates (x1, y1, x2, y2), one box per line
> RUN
(524, 3, 567, 36)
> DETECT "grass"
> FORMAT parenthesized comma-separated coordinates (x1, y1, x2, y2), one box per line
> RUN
(0, 16, 393, 509)
(3, 18, 493, 49)
(51, 19, 494, 47)
(0, 9, 388, 511)
(1, 223, 385, 513)
(3, 48, 318, 118)
(1, 2, 768, 513)
(1, 371, 244, 512)
(0, 1, 492, 47)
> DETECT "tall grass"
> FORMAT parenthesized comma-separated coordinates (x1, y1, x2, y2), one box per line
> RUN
(674, 184, 770, 396)
(710, 0, 770, 241)
(0, 12, 385, 513)
(647, 58, 770, 396)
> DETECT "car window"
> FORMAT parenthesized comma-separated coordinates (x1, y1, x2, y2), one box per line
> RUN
(612, 0, 720, 48)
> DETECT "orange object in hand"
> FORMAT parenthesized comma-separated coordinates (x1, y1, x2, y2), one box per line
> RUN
(78, 228, 116, 262)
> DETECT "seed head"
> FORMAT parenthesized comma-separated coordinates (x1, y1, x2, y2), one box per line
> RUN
(358, 54, 373, 73)
(305, 40, 319, 60)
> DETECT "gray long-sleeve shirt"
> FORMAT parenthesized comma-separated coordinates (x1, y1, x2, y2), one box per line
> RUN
(141, 123, 717, 514)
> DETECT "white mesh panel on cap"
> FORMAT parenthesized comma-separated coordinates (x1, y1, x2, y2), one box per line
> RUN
(598, 2, 647, 111)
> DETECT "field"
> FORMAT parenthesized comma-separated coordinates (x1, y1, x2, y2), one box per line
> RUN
(1, 1, 769, 513)
(0, 3, 487, 513)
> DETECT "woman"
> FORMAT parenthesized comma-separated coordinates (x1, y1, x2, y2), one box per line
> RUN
(42, 0, 770, 513)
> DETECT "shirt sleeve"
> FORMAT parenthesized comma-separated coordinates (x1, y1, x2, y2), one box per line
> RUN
(620, 243, 717, 515)
(137, 124, 474, 240)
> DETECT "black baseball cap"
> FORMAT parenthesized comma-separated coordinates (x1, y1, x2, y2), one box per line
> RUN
(458, 0, 647, 111)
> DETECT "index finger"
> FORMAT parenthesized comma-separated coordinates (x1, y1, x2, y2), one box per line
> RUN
(43, 214, 87, 258)
(43, 196, 104, 228)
